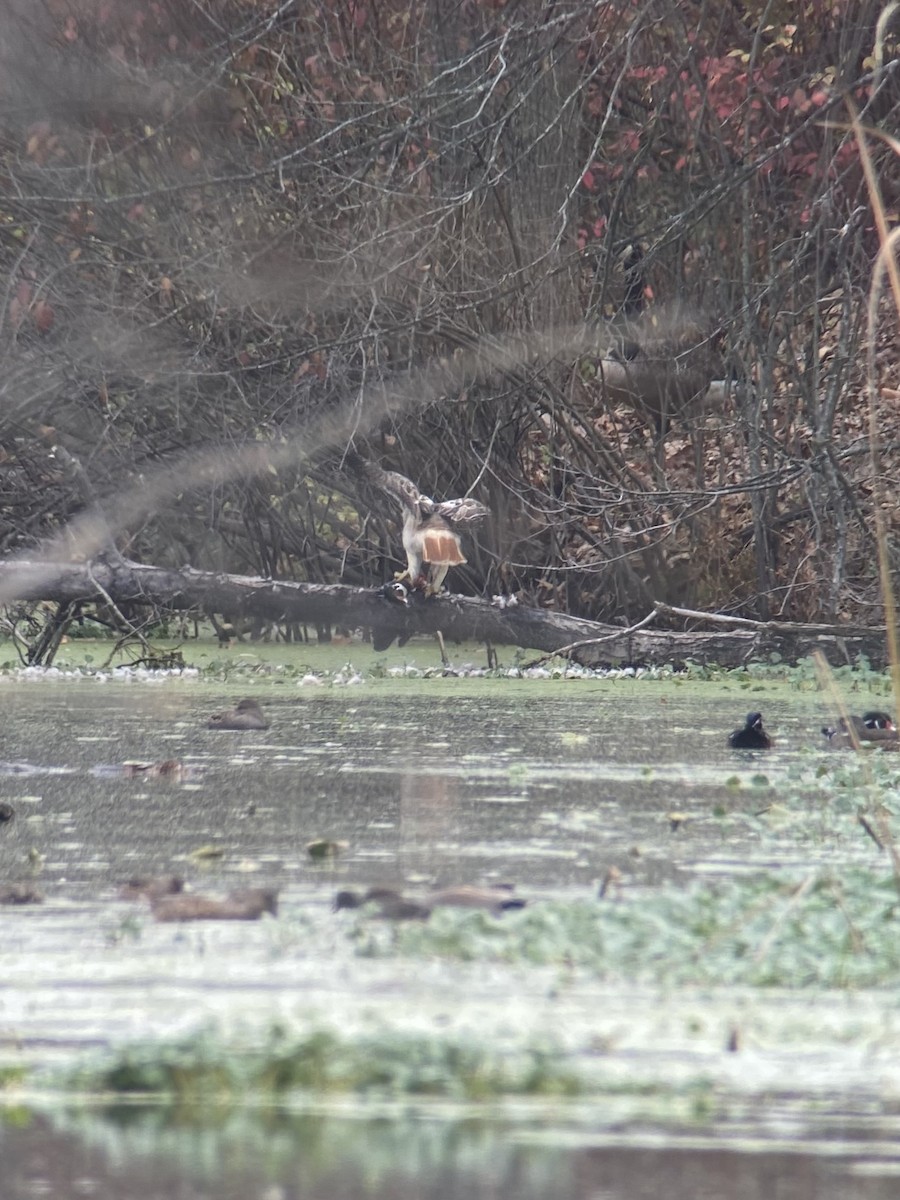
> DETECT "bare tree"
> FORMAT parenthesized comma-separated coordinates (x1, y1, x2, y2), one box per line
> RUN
(0, 0, 895, 635)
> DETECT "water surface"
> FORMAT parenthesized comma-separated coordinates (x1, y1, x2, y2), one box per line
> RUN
(0, 667, 898, 1195)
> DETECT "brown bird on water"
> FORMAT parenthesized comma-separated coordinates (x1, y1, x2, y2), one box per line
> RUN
(333, 888, 432, 921)
(152, 887, 278, 922)
(334, 884, 525, 920)
(822, 713, 899, 749)
(206, 698, 269, 731)
(427, 884, 526, 912)
(0, 883, 43, 904)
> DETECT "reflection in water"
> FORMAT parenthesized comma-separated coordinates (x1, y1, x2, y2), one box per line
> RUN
(2, 1109, 569, 1200)
(399, 770, 460, 874)
(2, 1106, 898, 1200)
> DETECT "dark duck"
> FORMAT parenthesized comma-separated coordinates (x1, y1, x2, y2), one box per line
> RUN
(728, 711, 773, 750)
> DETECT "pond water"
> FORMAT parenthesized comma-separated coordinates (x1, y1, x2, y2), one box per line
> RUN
(1, 655, 899, 1196)
(6, 1102, 900, 1200)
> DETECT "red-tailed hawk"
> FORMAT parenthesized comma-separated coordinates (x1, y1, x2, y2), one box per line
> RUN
(346, 453, 489, 594)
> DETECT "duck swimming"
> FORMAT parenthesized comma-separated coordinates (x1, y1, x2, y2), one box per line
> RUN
(0, 883, 43, 904)
(427, 885, 526, 912)
(206, 698, 269, 731)
(822, 714, 900, 748)
(728, 712, 773, 750)
(333, 887, 431, 920)
(334, 884, 526, 919)
(861, 710, 896, 731)
(152, 886, 278, 922)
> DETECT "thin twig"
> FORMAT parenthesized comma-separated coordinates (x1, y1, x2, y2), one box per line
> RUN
(521, 608, 659, 668)
(656, 602, 884, 638)
(858, 812, 884, 851)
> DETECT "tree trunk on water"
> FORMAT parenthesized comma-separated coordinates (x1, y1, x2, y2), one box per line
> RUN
(0, 560, 887, 669)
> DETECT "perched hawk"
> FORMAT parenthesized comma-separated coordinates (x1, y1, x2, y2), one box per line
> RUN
(346, 453, 489, 594)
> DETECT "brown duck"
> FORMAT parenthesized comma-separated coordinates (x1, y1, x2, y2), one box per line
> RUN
(822, 713, 899, 749)
(152, 887, 279, 922)
(206, 698, 269, 731)
(0, 883, 43, 904)
(334, 887, 431, 921)
(427, 885, 526, 912)
(334, 884, 525, 920)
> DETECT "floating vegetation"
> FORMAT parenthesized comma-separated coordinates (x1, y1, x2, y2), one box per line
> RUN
(306, 839, 349, 862)
(0, 637, 896, 704)
(189, 844, 226, 862)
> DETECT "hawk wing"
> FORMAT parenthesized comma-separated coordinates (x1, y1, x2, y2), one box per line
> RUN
(343, 451, 433, 516)
(434, 496, 490, 526)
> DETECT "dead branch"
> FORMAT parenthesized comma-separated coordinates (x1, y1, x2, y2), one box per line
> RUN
(0, 559, 889, 667)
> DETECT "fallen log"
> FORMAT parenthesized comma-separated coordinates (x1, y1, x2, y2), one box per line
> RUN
(0, 559, 888, 668)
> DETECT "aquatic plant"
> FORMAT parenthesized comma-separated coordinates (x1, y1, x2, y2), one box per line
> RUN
(361, 870, 900, 991)
(71, 1026, 581, 1103)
